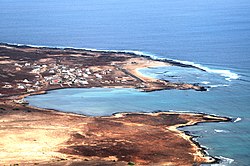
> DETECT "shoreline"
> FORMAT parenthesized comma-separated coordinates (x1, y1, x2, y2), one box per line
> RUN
(0, 43, 206, 97)
(0, 99, 230, 165)
(0, 43, 230, 165)
(0, 42, 207, 71)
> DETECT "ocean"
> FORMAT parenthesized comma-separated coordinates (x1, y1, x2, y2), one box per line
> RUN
(1, 0, 250, 165)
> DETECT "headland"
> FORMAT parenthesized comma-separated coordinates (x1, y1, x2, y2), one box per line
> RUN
(0, 43, 229, 165)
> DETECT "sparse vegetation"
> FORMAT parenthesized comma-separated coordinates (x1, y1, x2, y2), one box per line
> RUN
(128, 161, 135, 165)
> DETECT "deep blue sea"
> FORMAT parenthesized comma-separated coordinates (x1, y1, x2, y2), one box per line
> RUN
(1, 0, 250, 165)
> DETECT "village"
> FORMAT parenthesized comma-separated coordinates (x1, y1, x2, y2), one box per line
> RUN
(1, 59, 139, 96)
(0, 44, 205, 100)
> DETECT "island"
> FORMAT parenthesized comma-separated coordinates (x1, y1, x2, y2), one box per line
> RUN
(0, 43, 230, 165)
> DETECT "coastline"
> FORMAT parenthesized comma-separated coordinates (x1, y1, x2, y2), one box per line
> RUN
(0, 42, 207, 73)
(0, 99, 230, 165)
(0, 43, 230, 165)
(0, 43, 207, 93)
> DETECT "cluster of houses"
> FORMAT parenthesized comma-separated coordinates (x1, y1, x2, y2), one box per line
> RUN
(28, 62, 111, 87)
(43, 65, 92, 86)
(2, 78, 39, 93)
(2, 61, 138, 93)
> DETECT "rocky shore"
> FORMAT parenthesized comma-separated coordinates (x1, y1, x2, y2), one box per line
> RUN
(0, 43, 205, 97)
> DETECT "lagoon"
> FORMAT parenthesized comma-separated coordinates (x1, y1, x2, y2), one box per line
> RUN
(2, 0, 250, 165)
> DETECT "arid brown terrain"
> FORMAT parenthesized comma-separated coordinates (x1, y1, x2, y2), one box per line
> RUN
(0, 44, 229, 165)
(0, 43, 205, 97)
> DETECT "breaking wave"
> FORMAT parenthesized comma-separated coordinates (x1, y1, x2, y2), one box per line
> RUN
(172, 59, 239, 81)
(233, 117, 242, 123)
(214, 129, 229, 133)
(3, 43, 239, 82)
(98, 49, 240, 82)
(201, 81, 210, 85)
(209, 84, 229, 88)
(215, 156, 234, 165)
(4, 42, 160, 58)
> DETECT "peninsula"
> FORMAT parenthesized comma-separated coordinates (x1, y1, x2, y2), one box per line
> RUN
(0, 44, 229, 165)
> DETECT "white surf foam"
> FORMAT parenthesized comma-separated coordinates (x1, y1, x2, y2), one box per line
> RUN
(234, 117, 242, 123)
(200, 145, 209, 149)
(172, 59, 239, 81)
(201, 81, 210, 85)
(209, 84, 229, 88)
(6, 43, 158, 58)
(4, 43, 239, 82)
(214, 129, 229, 133)
(214, 156, 234, 165)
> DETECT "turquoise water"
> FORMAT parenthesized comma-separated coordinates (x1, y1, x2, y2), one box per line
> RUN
(1, 0, 250, 165)
(26, 86, 250, 165)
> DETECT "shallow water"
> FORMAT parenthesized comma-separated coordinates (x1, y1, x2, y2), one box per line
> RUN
(26, 85, 250, 165)
(1, 0, 250, 165)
